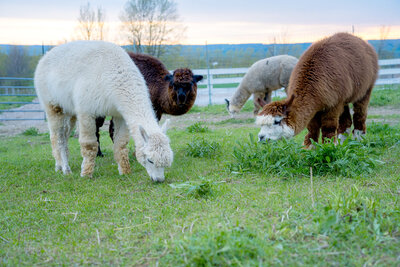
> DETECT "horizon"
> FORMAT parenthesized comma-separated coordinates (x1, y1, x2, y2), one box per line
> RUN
(1, 37, 400, 47)
(0, 0, 399, 45)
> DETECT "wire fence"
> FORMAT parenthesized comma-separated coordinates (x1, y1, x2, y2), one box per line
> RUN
(1, 58, 399, 121)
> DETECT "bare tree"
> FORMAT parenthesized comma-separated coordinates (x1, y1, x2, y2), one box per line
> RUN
(77, 2, 106, 40)
(268, 28, 291, 57)
(96, 6, 106, 40)
(120, 0, 185, 57)
(7, 46, 29, 78)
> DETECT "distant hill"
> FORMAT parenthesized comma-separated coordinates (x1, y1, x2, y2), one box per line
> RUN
(1, 39, 399, 59)
(1, 39, 399, 72)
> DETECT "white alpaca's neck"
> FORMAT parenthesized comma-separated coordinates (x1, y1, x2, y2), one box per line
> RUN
(230, 84, 251, 110)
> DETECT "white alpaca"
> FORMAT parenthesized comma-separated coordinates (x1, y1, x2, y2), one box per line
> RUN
(34, 41, 173, 182)
(226, 55, 298, 116)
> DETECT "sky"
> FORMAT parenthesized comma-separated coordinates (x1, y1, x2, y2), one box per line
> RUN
(0, 0, 399, 45)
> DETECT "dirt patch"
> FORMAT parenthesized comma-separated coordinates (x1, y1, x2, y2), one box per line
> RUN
(366, 106, 400, 125)
(164, 110, 257, 130)
(0, 99, 48, 137)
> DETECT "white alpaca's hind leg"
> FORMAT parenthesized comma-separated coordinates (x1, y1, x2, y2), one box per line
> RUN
(46, 105, 72, 174)
(78, 114, 98, 177)
(112, 117, 131, 175)
(58, 115, 76, 174)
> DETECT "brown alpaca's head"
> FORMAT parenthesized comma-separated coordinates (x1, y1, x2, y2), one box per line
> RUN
(165, 68, 203, 107)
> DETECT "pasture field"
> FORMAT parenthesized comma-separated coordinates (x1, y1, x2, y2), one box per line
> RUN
(1, 97, 400, 266)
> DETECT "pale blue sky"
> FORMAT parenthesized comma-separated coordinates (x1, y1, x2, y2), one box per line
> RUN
(0, 0, 399, 44)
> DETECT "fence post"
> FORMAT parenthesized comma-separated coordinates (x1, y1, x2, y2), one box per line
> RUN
(205, 42, 212, 105)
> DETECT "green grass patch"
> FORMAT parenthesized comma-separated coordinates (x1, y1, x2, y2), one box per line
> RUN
(189, 100, 255, 115)
(169, 177, 225, 198)
(1, 122, 399, 265)
(369, 87, 400, 107)
(198, 83, 239, 89)
(0, 95, 36, 110)
(185, 137, 222, 158)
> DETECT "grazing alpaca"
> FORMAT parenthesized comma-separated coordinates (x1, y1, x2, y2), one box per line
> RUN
(225, 55, 298, 116)
(256, 33, 378, 147)
(34, 41, 173, 182)
(95, 52, 203, 156)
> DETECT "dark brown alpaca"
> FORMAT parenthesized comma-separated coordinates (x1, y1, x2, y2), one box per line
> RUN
(95, 53, 203, 156)
(256, 32, 378, 147)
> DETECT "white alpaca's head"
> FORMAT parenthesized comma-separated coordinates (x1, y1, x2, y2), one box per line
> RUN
(255, 115, 294, 141)
(255, 96, 296, 142)
(136, 120, 173, 182)
(225, 98, 240, 117)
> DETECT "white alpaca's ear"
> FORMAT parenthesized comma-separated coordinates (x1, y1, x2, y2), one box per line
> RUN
(139, 125, 149, 143)
(161, 119, 170, 134)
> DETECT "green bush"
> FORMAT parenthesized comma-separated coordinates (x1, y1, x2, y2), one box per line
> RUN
(303, 138, 379, 177)
(229, 133, 382, 178)
(22, 127, 40, 136)
(229, 134, 305, 177)
(187, 122, 210, 133)
(186, 137, 221, 158)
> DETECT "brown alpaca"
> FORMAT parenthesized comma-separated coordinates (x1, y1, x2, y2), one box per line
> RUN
(256, 33, 378, 147)
(95, 53, 203, 156)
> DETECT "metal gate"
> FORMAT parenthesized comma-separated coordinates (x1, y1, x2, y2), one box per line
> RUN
(0, 77, 46, 121)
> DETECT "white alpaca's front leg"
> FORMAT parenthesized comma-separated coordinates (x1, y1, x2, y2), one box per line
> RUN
(78, 114, 98, 177)
(112, 117, 131, 175)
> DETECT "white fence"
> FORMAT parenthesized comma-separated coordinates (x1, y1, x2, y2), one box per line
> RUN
(193, 58, 400, 106)
(1, 58, 400, 121)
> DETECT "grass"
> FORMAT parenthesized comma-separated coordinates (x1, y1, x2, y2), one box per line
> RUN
(0, 95, 36, 110)
(1, 101, 400, 265)
(185, 137, 221, 158)
(369, 85, 400, 107)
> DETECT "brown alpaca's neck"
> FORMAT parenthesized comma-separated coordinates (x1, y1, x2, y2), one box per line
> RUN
(286, 95, 320, 135)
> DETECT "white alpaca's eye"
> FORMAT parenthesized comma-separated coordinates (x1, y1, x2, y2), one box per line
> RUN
(147, 159, 154, 164)
(274, 119, 281, 125)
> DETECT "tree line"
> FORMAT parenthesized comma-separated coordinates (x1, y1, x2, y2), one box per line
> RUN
(1, 40, 399, 79)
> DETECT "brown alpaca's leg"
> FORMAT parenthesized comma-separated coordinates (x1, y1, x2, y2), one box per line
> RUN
(112, 117, 131, 175)
(337, 104, 352, 144)
(321, 105, 344, 143)
(253, 92, 265, 115)
(353, 87, 373, 140)
(78, 114, 98, 177)
(95, 116, 105, 157)
(303, 112, 322, 148)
